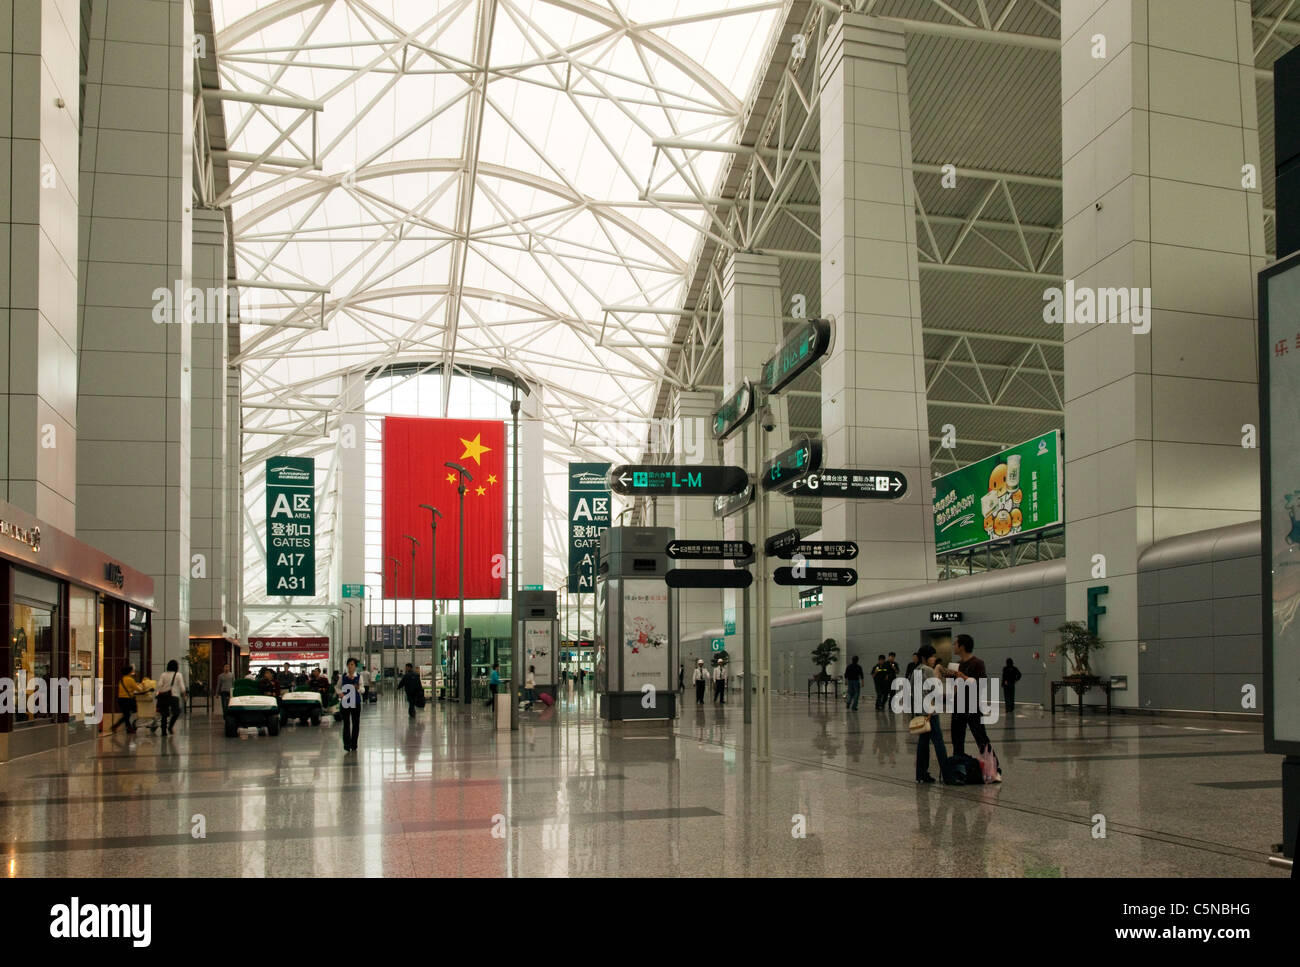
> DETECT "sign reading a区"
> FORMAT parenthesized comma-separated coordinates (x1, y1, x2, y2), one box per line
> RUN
(569, 463, 611, 593)
(266, 456, 315, 596)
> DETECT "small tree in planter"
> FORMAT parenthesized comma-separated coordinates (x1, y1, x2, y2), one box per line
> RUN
(1057, 621, 1104, 680)
(811, 638, 840, 681)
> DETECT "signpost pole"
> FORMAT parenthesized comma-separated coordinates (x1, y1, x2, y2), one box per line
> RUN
(755, 405, 770, 761)
(420, 506, 442, 698)
(742, 425, 752, 726)
(445, 462, 473, 707)
(403, 535, 420, 671)
(386, 556, 399, 675)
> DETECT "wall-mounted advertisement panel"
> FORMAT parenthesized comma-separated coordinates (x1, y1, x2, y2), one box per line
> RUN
(1260, 249, 1300, 755)
(932, 431, 1063, 555)
(620, 580, 670, 693)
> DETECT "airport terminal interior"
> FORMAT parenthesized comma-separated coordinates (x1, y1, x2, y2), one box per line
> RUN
(2, 0, 1300, 883)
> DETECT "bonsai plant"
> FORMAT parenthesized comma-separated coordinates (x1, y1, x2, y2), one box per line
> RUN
(1057, 621, 1104, 679)
(811, 638, 840, 680)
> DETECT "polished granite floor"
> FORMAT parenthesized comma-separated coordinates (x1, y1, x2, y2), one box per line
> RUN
(0, 687, 1287, 877)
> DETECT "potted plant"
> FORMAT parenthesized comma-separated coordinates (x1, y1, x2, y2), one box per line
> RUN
(811, 638, 840, 681)
(1057, 621, 1104, 681)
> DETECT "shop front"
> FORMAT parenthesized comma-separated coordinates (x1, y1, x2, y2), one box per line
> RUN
(0, 498, 155, 761)
(247, 636, 331, 677)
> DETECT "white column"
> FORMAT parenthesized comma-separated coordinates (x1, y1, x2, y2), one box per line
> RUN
(189, 209, 226, 627)
(2, 0, 80, 531)
(1060, 0, 1265, 707)
(672, 389, 723, 651)
(519, 383, 545, 588)
(818, 14, 937, 655)
(77, 0, 194, 675)
(721, 253, 799, 684)
(337, 370, 366, 656)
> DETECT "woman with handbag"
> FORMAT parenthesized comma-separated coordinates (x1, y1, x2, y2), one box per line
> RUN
(156, 659, 187, 735)
(911, 644, 954, 784)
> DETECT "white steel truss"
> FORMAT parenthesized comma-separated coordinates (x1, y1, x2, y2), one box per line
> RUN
(211, 0, 784, 607)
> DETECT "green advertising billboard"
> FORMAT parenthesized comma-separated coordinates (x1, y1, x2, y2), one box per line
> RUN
(932, 431, 1062, 554)
(266, 456, 316, 596)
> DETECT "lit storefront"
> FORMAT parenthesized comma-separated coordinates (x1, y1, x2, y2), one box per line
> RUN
(0, 498, 154, 762)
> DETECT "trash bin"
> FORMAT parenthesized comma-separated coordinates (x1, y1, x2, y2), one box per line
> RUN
(495, 691, 511, 730)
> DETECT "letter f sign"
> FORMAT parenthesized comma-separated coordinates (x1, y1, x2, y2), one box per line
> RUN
(1087, 585, 1108, 636)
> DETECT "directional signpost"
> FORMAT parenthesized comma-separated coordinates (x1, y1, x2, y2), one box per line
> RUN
(775, 541, 858, 561)
(665, 569, 753, 590)
(786, 468, 907, 499)
(713, 484, 755, 519)
(666, 539, 754, 560)
(608, 464, 748, 497)
(760, 318, 833, 394)
(773, 566, 858, 587)
(762, 436, 823, 492)
(764, 527, 801, 557)
(712, 380, 755, 440)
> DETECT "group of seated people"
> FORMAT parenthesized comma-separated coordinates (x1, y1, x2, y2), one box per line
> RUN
(253, 665, 333, 702)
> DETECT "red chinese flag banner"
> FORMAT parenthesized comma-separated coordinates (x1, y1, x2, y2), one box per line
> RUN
(382, 417, 507, 600)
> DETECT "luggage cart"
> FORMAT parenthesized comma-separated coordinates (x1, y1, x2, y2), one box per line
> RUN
(134, 687, 162, 733)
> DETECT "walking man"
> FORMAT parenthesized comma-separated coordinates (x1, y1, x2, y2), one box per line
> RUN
(337, 658, 364, 753)
(216, 663, 234, 716)
(713, 658, 728, 704)
(843, 656, 864, 711)
(871, 655, 891, 710)
(951, 634, 992, 758)
(1001, 657, 1022, 714)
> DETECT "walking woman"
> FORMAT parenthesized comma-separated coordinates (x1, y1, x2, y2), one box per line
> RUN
(156, 659, 188, 734)
(913, 644, 954, 784)
(111, 664, 142, 734)
(337, 658, 364, 753)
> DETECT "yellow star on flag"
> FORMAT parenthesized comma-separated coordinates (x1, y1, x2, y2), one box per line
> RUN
(487, 474, 497, 485)
(446, 472, 457, 484)
(459, 433, 491, 465)
(475, 485, 486, 497)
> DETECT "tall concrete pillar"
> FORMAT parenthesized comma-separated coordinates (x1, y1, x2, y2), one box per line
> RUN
(78, 0, 194, 675)
(337, 370, 366, 658)
(671, 389, 723, 655)
(1060, 0, 1266, 708)
(721, 252, 799, 687)
(2, 0, 80, 531)
(189, 209, 228, 634)
(518, 383, 545, 588)
(818, 15, 936, 655)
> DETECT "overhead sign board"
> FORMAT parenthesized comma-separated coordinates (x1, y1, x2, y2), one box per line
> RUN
(266, 456, 315, 596)
(772, 566, 857, 588)
(712, 380, 755, 440)
(786, 468, 907, 499)
(664, 569, 753, 590)
(776, 541, 858, 561)
(609, 464, 748, 497)
(932, 430, 1063, 554)
(761, 436, 822, 492)
(342, 583, 365, 598)
(665, 540, 754, 560)
(930, 611, 962, 623)
(569, 463, 610, 593)
(760, 318, 832, 394)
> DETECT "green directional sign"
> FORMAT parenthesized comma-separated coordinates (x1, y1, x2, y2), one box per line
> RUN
(712, 380, 755, 440)
(761, 318, 832, 394)
(342, 583, 365, 598)
(266, 456, 315, 596)
(761, 436, 823, 491)
(608, 464, 748, 496)
(523, 584, 543, 591)
(711, 638, 725, 652)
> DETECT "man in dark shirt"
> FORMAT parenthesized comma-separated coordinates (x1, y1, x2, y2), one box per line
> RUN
(871, 655, 891, 709)
(843, 656, 865, 710)
(951, 634, 991, 757)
